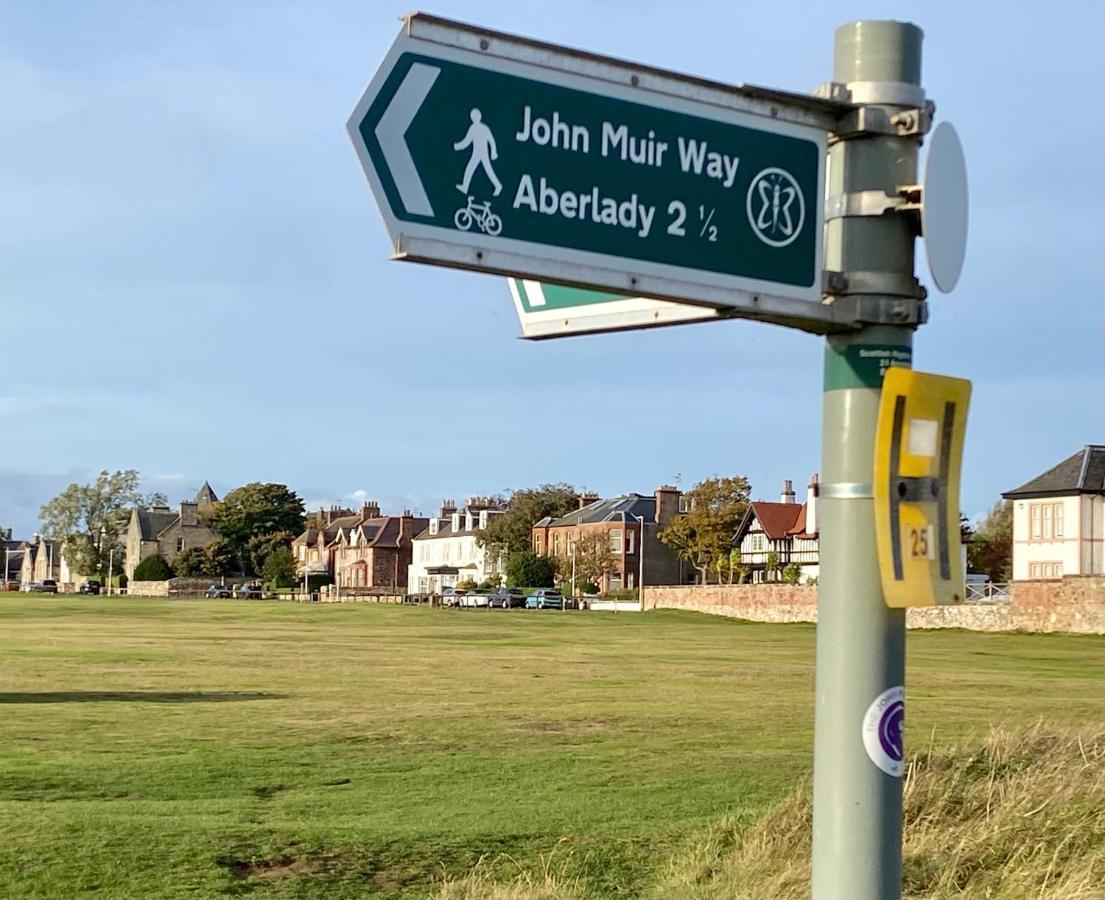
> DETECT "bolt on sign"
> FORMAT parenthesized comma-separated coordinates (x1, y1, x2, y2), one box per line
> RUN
(348, 14, 845, 332)
(873, 367, 971, 607)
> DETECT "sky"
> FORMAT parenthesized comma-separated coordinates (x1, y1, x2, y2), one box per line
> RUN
(1, 0, 1102, 536)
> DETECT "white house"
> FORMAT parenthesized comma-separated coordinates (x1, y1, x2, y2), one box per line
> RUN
(407, 498, 506, 594)
(733, 477, 819, 584)
(1002, 445, 1105, 581)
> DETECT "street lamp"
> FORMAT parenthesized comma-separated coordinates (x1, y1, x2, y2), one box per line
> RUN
(107, 547, 116, 595)
(634, 515, 646, 610)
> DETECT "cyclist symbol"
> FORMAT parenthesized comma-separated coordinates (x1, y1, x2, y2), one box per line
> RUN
(454, 196, 502, 236)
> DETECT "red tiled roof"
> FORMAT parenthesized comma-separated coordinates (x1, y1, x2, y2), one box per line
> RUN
(749, 501, 806, 540)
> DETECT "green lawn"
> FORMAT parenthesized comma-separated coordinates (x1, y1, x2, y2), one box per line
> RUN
(0, 597, 1100, 898)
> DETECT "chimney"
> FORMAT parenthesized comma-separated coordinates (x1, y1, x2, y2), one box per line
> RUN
(1, 526, 11, 542)
(780, 480, 796, 504)
(440, 499, 457, 519)
(361, 500, 381, 519)
(806, 474, 819, 535)
(578, 491, 599, 510)
(654, 485, 681, 525)
(180, 501, 197, 528)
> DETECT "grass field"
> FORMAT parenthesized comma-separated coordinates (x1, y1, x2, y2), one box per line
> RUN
(0, 596, 1101, 898)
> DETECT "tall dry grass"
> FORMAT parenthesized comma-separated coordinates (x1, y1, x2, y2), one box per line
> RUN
(433, 724, 1104, 899)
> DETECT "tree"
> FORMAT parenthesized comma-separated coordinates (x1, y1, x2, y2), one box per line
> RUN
(172, 548, 208, 577)
(133, 554, 173, 581)
(781, 563, 803, 585)
(968, 500, 1013, 582)
(565, 531, 616, 587)
(765, 550, 780, 583)
(39, 469, 146, 579)
(478, 484, 578, 556)
(208, 483, 305, 574)
(658, 475, 751, 584)
(248, 531, 296, 576)
(262, 547, 297, 589)
(504, 551, 556, 588)
(203, 539, 239, 577)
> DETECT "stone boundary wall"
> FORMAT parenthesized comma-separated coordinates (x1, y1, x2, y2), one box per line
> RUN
(128, 580, 169, 597)
(644, 577, 1105, 635)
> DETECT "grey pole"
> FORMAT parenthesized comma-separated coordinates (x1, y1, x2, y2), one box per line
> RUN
(812, 21, 926, 900)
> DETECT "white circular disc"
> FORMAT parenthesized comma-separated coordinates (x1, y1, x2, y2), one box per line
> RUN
(922, 121, 969, 293)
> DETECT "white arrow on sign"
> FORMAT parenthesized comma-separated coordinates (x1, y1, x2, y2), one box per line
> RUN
(374, 62, 440, 217)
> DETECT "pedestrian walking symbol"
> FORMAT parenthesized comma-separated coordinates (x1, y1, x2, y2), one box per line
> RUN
(454, 108, 502, 197)
(746, 167, 804, 248)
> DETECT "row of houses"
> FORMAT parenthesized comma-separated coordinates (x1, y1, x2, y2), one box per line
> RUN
(5, 445, 1101, 591)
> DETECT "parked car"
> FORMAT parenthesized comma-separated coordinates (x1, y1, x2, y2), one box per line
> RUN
(235, 583, 262, 599)
(490, 587, 526, 609)
(78, 580, 102, 595)
(441, 587, 461, 607)
(3, 580, 20, 591)
(26, 580, 58, 594)
(206, 584, 232, 599)
(525, 588, 564, 610)
(460, 588, 494, 608)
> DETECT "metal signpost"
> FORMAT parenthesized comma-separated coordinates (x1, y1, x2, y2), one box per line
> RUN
(350, 14, 970, 900)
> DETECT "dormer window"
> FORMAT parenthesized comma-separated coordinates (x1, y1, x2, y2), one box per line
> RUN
(429, 519, 439, 535)
(479, 510, 488, 529)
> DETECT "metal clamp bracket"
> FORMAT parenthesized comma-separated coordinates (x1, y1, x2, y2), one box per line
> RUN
(823, 270, 927, 300)
(821, 289, 929, 328)
(819, 482, 873, 500)
(829, 103, 933, 142)
(824, 186, 922, 222)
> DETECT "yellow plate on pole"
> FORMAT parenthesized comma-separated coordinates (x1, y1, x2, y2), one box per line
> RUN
(874, 368, 971, 607)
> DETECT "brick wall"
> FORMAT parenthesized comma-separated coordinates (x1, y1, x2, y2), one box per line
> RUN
(644, 576, 1105, 635)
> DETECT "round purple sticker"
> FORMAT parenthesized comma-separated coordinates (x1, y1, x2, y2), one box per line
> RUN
(863, 686, 905, 776)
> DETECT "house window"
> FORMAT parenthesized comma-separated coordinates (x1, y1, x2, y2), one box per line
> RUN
(553, 533, 561, 555)
(534, 535, 543, 554)
(627, 573, 635, 589)
(627, 529, 636, 554)
(750, 533, 764, 553)
(1030, 502, 1064, 540)
(610, 529, 623, 553)
(176, 538, 185, 552)
(1029, 561, 1063, 579)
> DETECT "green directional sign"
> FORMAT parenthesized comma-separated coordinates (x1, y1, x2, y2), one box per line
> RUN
(509, 279, 722, 339)
(348, 15, 841, 330)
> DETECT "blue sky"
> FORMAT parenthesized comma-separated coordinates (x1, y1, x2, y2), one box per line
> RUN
(1, 1, 1102, 536)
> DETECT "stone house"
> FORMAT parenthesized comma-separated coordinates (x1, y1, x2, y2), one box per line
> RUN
(2, 529, 26, 586)
(293, 506, 360, 581)
(407, 499, 507, 594)
(293, 502, 427, 589)
(532, 486, 687, 592)
(733, 477, 820, 584)
(124, 482, 219, 580)
(1002, 445, 1105, 581)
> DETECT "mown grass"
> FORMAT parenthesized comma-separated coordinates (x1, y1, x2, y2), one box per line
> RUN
(0, 596, 1101, 898)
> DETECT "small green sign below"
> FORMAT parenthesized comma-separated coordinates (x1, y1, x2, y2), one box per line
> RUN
(509, 279, 721, 339)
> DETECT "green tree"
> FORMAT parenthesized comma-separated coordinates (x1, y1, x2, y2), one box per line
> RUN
(967, 500, 1013, 582)
(261, 546, 297, 589)
(729, 547, 747, 584)
(565, 531, 616, 588)
(765, 550, 780, 583)
(248, 531, 296, 576)
(208, 483, 305, 574)
(133, 554, 173, 581)
(171, 548, 208, 577)
(38, 469, 146, 579)
(203, 539, 239, 577)
(478, 484, 578, 556)
(504, 551, 556, 588)
(781, 563, 803, 585)
(658, 475, 751, 584)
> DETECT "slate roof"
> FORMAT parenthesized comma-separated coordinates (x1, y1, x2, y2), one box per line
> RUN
(1003, 445, 1105, 499)
(536, 494, 656, 528)
(136, 508, 179, 541)
(194, 481, 219, 507)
